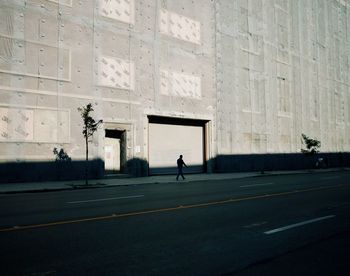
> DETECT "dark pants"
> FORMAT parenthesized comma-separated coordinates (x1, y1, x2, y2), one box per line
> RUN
(176, 167, 185, 180)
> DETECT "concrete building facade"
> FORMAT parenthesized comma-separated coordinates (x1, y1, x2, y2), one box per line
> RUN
(0, 0, 350, 182)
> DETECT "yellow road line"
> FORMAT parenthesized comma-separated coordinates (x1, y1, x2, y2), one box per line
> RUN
(0, 184, 344, 233)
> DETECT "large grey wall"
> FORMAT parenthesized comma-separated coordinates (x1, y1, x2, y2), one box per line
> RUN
(0, 0, 349, 181)
(216, 0, 350, 155)
(0, 0, 216, 168)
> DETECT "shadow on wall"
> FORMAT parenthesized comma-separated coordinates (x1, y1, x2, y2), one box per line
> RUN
(0, 152, 349, 183)
(0, 158, 199, 183)
(214, 152, 350, 173)
(148, 165, 205, 175)
(125, 158, 149, 177)
(0, 159, 104, 183)
(124, 158, 204, 176)
(0, 158, 150, 183)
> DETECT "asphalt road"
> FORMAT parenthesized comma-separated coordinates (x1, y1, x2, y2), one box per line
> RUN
(0, 171, 349, 275)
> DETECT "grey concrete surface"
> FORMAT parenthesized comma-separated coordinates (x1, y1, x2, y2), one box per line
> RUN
(0, 168, 348, 194)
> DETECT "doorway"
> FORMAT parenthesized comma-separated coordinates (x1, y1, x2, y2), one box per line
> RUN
(148, 116, 208, 175)
(104, 129, 126, 174)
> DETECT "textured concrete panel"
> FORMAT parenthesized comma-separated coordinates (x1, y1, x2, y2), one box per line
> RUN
(0, 35, 70, 81)
(97, 55, 135, 90)
(0, 106, 69, 143)
(34, 109, 70, 143)
(160, 70, 201, 99)
(159, 8, 200, 44)
(99, 0, 135, 24)
(0, 107, 33, 141)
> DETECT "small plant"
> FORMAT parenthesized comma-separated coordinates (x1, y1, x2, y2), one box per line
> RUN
(78, 103, 103, 185)
(53, 147, 71, 162)
(301, 133, 321, 154)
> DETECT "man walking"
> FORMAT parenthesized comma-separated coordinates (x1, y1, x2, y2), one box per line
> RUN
(176, 154, 187, 180)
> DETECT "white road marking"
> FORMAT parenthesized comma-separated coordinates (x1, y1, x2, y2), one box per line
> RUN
(240, 182, 274, 188)
(244, 221, 267, 228)
(264, 215, 336, 235)
(67, 195, 144, 204)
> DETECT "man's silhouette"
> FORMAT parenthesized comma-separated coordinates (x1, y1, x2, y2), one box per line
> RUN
(176, 154, 187, 180)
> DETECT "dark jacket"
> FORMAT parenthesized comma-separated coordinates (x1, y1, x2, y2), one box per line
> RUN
(177, 158, 186, 168)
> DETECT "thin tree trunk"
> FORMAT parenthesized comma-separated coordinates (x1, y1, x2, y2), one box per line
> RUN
(85, 135, 88, 185)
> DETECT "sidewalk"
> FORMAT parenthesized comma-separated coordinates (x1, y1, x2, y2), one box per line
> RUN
(0, 168, 348, 194)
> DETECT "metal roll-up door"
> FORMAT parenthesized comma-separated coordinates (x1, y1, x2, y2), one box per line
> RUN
(148, 119, 204, 174)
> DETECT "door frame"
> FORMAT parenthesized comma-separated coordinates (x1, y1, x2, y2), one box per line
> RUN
(103, 122, 131, 174)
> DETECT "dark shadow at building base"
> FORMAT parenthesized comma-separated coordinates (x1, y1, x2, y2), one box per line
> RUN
(0, 152, 349, 183)
(214, 152, 350, 173)
(148, 165, 204, 175)
(0, 159, 104, 183)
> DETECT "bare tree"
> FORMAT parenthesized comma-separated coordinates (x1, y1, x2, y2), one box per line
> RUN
(78, 103, 103, 185)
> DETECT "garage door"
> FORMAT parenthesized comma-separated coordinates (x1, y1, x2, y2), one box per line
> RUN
(149, 118, 204, 174)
